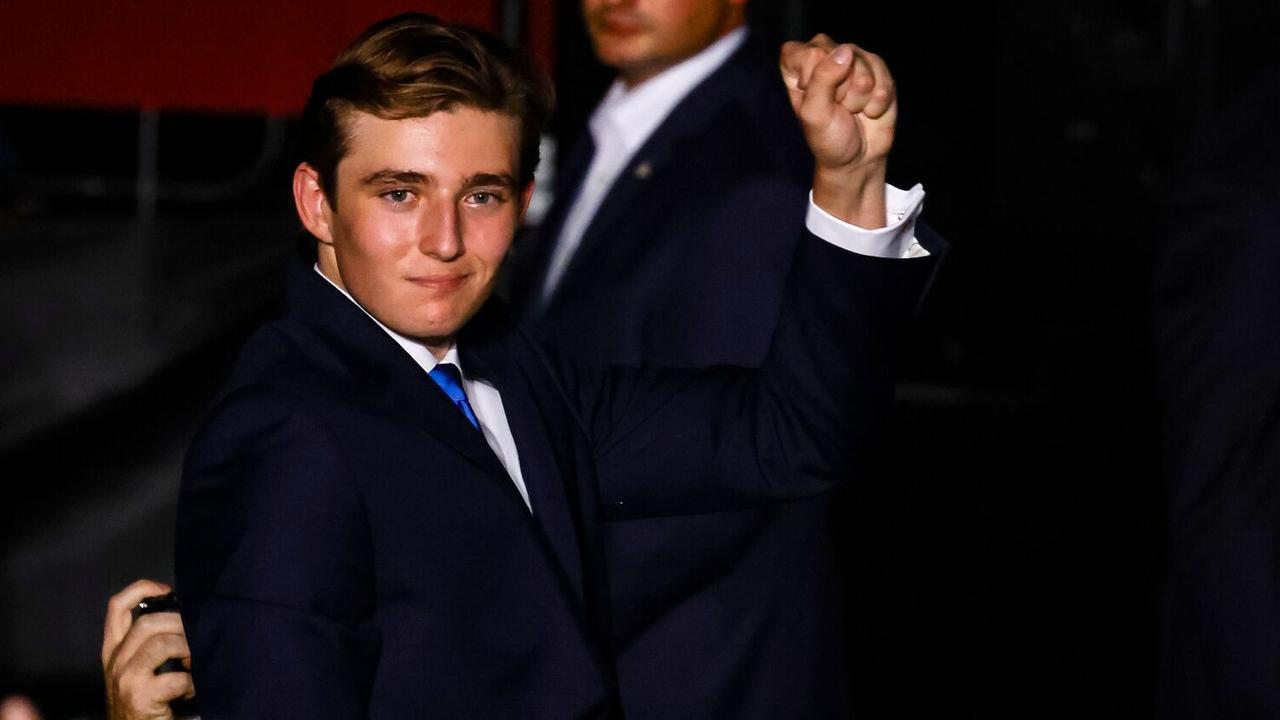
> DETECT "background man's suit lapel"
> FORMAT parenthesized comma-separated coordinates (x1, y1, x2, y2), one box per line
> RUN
(539, 41, 756, 315)
(514, 133, 597, 318)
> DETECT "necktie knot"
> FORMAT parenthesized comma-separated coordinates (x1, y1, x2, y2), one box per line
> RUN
(429, 363, 481, 431)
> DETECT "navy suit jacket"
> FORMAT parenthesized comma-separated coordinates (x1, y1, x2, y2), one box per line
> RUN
(175, 227, 936, 718)
(509, 37, 942, 718)
(1156, 67, 1280, 719)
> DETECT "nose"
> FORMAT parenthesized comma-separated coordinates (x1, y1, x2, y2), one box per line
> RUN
(417, 201, 464, 261)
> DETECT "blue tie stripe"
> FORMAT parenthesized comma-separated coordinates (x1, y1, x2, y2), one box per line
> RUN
(428, 363, 481, 431)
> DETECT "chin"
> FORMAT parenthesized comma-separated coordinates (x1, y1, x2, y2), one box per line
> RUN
(409, 306, 479, 341)
(593, 37, 643, 62)
(402, 316, 461, 341)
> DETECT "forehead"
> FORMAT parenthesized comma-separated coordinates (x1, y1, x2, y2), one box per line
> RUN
(338, 108, 521, 180)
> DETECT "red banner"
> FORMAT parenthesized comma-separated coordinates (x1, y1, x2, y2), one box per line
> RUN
(0, 2, 550, 115)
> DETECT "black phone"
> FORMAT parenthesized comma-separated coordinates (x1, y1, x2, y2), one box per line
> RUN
(131, 592, 187, 675)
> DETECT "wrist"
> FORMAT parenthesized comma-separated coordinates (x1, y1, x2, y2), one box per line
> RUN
(812, 163, 887, 228)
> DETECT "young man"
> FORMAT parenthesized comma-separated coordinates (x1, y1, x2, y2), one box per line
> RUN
(102, 12, 935, 718)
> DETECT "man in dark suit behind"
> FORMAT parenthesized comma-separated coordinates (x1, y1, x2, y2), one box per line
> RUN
(100, 12, 937, 719)
(507, 1, 933, 716)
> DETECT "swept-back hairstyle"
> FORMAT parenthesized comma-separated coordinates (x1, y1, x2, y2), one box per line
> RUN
(299, 13, 554, 203)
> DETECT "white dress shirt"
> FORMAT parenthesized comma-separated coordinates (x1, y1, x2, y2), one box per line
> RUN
(807, 184, 930, 259)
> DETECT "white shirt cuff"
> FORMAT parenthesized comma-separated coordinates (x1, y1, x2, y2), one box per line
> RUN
(805, 183, 929, 259)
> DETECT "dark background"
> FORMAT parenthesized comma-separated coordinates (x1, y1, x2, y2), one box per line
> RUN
(1, 0, 1274, 717)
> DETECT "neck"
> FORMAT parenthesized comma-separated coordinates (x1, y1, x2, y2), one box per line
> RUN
(317, 248, 342, 287)
(619, 62, 667, 89)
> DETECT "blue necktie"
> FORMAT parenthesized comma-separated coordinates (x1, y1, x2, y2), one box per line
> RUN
(428, 363, 481, 431)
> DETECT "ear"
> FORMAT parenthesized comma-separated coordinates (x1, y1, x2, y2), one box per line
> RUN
(293, 163, 335, 246)
(516, 180, 536, 223)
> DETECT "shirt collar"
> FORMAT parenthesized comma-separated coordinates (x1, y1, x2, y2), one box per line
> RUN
(589, 26, 747, 154)
(313, 264, 464, 378)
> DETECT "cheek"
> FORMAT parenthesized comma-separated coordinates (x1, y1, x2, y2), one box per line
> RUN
(464, 214, 517, 266)
(476, 232, 514, 267)
(344, 213, 414, 262)
(665, 3, 717, 49)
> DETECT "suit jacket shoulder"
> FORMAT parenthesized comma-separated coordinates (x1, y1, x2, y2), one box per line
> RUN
(176, 267, 617, 719)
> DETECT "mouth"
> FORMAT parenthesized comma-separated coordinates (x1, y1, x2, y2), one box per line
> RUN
(406, 274, 470, 293)
(592, 9, 648, 36)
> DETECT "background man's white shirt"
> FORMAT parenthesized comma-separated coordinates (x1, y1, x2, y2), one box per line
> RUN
(539, 27, 748, 300)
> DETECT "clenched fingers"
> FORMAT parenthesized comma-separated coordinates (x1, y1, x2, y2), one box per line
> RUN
(103, 579, 172, 668)
(108, 633, 194, 720)
(781, 38, 894, 127)
(779, 33, 836, 93)
(835, 49, 894, 119)
(107, 612, 187, 677)
(110, 670, 194, 720)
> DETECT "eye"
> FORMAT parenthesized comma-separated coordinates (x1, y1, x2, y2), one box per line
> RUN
(466, 189, 507, 207)
(381, 189, 414, 205)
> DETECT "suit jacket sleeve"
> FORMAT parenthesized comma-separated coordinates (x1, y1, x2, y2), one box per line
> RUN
(557, 229, 937, 520)
(176, 386, 379, 720)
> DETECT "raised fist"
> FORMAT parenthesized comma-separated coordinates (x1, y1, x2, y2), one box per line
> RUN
(780, 35, 897, 226)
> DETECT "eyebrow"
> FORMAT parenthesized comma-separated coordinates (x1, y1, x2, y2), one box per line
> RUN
(357, 170, 516, 191)
(360, 169, 430, 187)
(461, 173, 517, 191)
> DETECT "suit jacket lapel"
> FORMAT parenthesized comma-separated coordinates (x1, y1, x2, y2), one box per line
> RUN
(287, 267, 516, 497)
(513, 132, 597, 318)
(460, 309, 587, 601)
(543, 40, 758, 312)
(287, 269, 597, 624)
